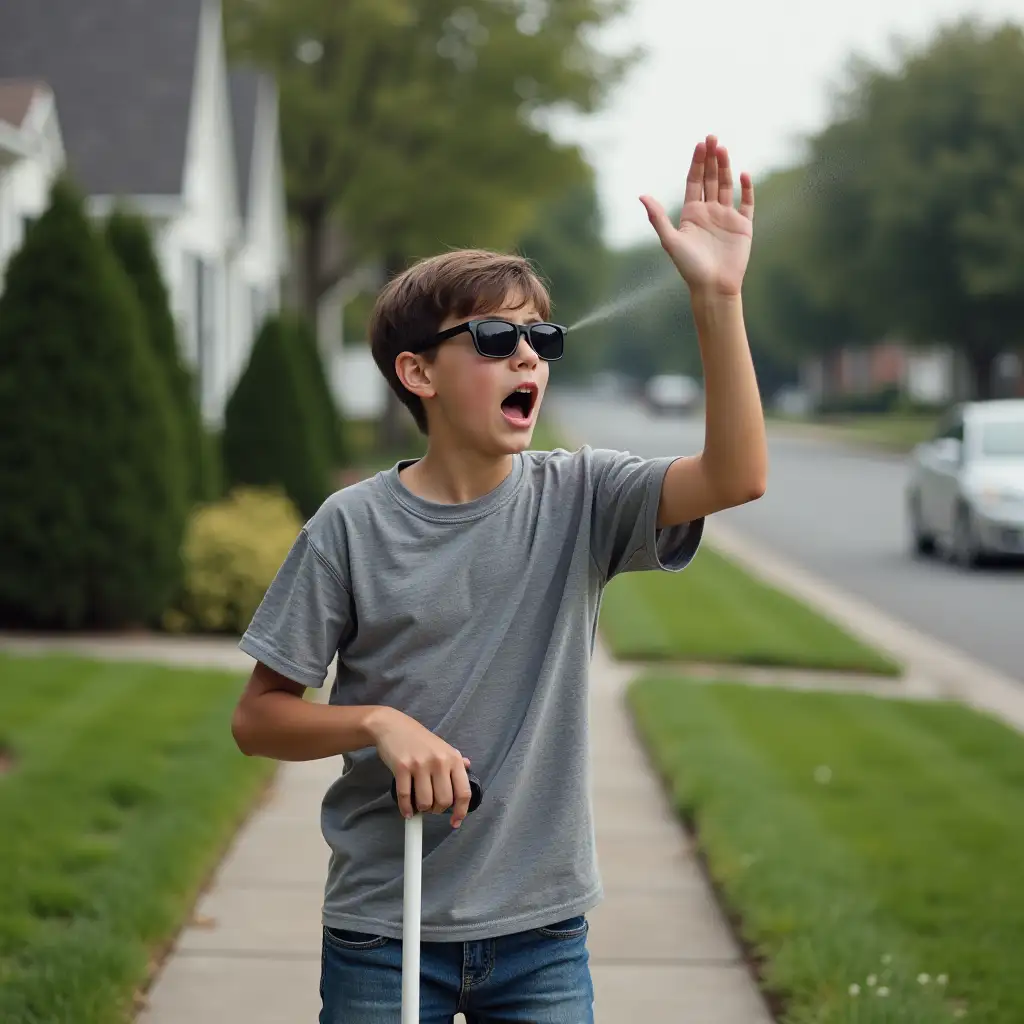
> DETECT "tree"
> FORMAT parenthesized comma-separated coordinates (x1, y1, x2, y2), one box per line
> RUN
(805, 19, 1024, 398)
(222, 313, 333, 518)
(515, 173, 611, 380)
(104, 206, 222, 502)
(224, 0, 636, 326)
(0, 177, 188, 630)
(575, 239, 701, 383)
(741, 164, 863, 376)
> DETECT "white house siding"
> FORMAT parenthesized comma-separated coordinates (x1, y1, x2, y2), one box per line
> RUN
(227, 77, 288, 398)
(167, 0, 242, 428)
(0, 94, 65, 289)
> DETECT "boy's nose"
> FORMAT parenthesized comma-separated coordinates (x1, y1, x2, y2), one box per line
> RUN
(512, 331, 539, 368)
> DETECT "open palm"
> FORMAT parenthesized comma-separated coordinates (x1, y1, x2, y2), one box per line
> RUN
(640, 135, 754, 297)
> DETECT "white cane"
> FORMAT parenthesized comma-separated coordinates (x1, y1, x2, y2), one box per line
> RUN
(391, 773, 483, 1024)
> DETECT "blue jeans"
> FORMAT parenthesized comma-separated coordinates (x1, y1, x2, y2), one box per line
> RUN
(319, 915, 594, 1023)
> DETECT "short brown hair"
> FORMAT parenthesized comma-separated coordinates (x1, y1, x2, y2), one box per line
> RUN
(368, 249, 551, 434)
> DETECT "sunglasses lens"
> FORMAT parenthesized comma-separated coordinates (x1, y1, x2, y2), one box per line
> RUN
(475, 320, 520, 357)
(529, 323, 564, 360)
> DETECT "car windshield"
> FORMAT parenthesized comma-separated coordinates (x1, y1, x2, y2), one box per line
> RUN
(980, 419, 1024, 457)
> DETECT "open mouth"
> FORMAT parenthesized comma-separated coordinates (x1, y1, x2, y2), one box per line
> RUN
(500, 382, 538, 427)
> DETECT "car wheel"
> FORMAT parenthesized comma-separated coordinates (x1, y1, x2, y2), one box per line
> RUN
(908, 493, 935, 556)
(951, 504, 981, 569)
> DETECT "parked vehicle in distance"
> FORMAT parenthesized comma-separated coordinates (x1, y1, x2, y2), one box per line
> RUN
(644, 373, 701, 416)
(906, 399, 1024, 568)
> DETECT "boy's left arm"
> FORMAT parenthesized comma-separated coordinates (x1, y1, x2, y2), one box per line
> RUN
(640, 134, 768, 528)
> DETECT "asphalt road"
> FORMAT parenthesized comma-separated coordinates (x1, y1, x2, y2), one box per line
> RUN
(549, 389, 1024, 685)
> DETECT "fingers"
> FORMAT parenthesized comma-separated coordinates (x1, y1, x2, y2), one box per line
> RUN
(676, 135, 751, 214)
(394, 762, 415, 819)
(639, 194, 675, 248)
(394, 749, 473, 824)
(414, 764, 434, 815)
(717, 145, 733, 208)
(702, 134, 719, 204)
(450, 758, 473, 829)
(739, 171, 755, 221)
(684, 140, 705, 205)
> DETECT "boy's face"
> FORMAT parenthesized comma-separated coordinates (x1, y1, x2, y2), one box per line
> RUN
(410, 294, 550, 454)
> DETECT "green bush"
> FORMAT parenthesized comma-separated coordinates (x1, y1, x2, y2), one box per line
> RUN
(0, 176, 188, 629)
(162, 486, 303, 634)
(290, 312, 346, 465)
(222, 312, 333, 518)
(104, 206, 221, 502)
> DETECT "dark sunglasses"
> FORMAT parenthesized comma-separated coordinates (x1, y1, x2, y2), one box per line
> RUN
(409, 318, 566, 361)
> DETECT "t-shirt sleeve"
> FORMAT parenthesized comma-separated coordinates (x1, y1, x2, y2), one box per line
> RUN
(237, 526, 354, 688)
(588, 447, 703, 580)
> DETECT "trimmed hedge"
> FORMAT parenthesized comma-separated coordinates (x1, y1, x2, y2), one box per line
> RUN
(0, 177, 188, 629)
(291, 312, 346, 465)
(222, 312, 333, 519)
(105, 206, 222, 502)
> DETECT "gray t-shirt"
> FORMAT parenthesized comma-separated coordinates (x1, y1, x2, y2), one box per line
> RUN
(238, 445, 701, 941)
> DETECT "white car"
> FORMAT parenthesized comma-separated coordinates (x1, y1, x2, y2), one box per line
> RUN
(644, 374, 701, 416)
(906, 399, 1024, 568)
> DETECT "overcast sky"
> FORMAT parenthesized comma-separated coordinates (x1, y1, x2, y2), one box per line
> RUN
(553, 0, 1024, 248)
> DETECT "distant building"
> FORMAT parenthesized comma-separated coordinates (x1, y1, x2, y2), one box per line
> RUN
(0, 0, 290, 426)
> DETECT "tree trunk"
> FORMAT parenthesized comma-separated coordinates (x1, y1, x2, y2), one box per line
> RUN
(376, 252, 412, 452)
(964, 345, 997, 401)
(299, 201, 326, 328)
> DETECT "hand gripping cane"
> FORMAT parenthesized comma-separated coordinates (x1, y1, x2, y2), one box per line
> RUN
(390, 774, 484, 1024)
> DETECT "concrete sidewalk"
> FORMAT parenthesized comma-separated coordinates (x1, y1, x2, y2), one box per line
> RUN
(116, 637, 771, 1024)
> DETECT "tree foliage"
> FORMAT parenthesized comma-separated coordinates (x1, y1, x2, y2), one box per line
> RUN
(515, 172, 611, 378)
(0, 178, 188, 629)
(801, 18, 1024, 397)
(224, 0, 637, 320)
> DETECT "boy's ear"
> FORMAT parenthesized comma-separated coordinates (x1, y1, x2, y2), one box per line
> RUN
(394, 352, 437, 400)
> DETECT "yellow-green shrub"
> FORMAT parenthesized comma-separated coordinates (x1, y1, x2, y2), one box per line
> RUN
(163, 486, 304, 634)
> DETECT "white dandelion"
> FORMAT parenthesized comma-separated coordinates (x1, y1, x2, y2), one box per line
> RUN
(813, 765, 832, 784)
(877, 986, 890, 997)
(918, 973, 931, 985)
(849, 984, 861, 997)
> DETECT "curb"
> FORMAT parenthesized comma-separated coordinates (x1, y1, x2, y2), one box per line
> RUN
(704, 519, 1024, 735)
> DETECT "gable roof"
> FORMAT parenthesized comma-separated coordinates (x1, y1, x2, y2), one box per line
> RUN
(0, 0, 203, 196)
(228, 67, 261, 218)
(0, 79, 47, 129)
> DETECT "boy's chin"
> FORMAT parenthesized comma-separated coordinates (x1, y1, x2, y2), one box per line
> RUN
(486, 422, 535, 455)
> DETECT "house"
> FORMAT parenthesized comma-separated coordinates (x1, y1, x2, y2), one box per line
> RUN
(0, 80, 66, 287)
(227, 67, 290, 401)
(800, 341, 1024, 409)
(0, 0, 290, 427)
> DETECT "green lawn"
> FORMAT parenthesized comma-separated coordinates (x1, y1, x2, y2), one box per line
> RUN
(770, 413, 940, 453)
(600, 547, 901, 675)
(628, 676, 1024, 1023)
(0, 652, 275, 1024)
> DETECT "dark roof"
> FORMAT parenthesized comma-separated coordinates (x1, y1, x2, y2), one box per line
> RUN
(0, 0, 203, 196)
(228, 67, 261, 217)
(0, 79, 46, 129)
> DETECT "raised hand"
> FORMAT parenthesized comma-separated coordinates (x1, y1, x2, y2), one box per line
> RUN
(640, 135, 754, 297)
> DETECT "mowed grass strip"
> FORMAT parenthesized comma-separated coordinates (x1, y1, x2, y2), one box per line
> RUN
(0, 652, 275, 1024)
(628, 676, 1024, 1023)
(600, 546, 901, 675)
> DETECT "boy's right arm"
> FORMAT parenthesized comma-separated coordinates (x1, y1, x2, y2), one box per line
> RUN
(232, 662, 475, 827)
